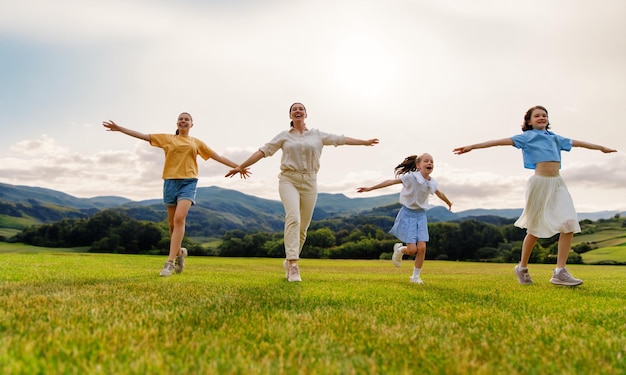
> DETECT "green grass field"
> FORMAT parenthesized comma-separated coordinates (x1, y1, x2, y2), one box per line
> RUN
(582, 246, 626, 264)
(1, 248, 625, 374)
(573, 229, 626, 246)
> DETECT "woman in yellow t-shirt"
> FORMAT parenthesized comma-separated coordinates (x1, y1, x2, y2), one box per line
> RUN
(103, 112, 248, 276)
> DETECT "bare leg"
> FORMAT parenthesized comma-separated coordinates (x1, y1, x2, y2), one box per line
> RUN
(520, 233, 538, 267)
(556, 232, 574, 268)
(166, 200, 192, 262)
(413, 242, 427, 269)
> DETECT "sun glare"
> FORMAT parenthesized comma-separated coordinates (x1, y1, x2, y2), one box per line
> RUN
(330, 34, 397, 98)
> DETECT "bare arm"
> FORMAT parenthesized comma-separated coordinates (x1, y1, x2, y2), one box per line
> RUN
(102, 120, 150, 142)
(344, 137, 380, 146)
(357, 179, 401, 193)
(225, 150, 265, 178)
(453, 137, 513, 155)
(435, 190, 452, 211)
(572, 140, 617, 153)
(212, 153, 251, 179)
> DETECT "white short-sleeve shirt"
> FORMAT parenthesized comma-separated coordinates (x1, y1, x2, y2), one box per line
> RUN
(398, 171, 438, 210)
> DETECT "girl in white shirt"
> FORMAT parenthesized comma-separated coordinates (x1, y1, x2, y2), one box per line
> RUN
(227, 102, 379, 282)
(357, 153, 452, 284)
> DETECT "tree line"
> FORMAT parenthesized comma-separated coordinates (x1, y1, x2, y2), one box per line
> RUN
(7, 208, 596, 264)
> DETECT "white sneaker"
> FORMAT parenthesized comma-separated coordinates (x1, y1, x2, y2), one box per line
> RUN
(410, 276, 424, 284)
(550, 268, 583, 286)
(514, 265, 533, 285)
(392, 243, 403, 267)
(159, 260, 175, 277)
(287, 263, 302, 282)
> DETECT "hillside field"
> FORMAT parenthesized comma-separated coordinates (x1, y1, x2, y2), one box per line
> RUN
(1, 250, 625, 374)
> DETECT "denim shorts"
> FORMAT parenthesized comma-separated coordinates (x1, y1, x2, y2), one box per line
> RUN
(389, 205, 429, 244)
(163, 178, 198, 206)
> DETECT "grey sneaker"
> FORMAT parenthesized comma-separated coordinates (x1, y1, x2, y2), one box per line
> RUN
(410, 276, 424, 284)
(174, 247, 188, 274)
(514, 265, 533, 285)
(287, 263, 302, 282)
(159, 260, 175, 277)
(550, 268, 583, 286)
(392, 243, 403, 267)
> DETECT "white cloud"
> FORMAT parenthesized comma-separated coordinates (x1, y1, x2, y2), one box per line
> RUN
(0, 0, 624, 213)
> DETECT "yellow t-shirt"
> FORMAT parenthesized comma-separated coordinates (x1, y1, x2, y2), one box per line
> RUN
(150, 134, 214, 179)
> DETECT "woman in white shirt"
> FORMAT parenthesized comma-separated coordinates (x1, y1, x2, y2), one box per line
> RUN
(227, 102, 378, 282)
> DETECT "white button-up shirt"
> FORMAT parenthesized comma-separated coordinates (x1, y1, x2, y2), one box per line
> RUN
(259, 127, 345, 173)
(398, 171, 438, 210)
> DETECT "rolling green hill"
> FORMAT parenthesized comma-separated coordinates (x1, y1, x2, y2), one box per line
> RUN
(1, 182, 624, 242)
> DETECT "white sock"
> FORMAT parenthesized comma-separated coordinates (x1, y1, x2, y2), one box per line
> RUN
(412, 268, 421, 277)
(518, 263, 527, 270)
(555, 267, 564, 274)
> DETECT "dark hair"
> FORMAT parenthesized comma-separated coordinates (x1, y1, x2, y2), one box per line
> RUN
(522, 105, 550, 131)
(176, 112, 193, 135)
(394, 155, 421, 177)
(289, 102, 306, 127)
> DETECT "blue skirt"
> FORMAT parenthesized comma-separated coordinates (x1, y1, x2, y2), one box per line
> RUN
(389, 205, 429, 244)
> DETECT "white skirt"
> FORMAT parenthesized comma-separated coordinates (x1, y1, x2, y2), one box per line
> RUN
(514, 175, 581, 238)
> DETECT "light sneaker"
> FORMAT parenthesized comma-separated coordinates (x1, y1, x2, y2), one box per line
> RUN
(283, 259, 289, 279)
(550, 268, 583, 286)
(392, 243, 403, 267)
(174, 247, 188, 274)
(287, 263, 302, 282)
(514, 265, 533, 285)
(410, 276, 424, 284)
(159, 260, 175, 277)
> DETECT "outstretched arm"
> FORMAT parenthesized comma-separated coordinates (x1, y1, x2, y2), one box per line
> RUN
(212, 154, 251, 179)
(345, 137, 379, 146)
(435, 190, 452, 211)
(102, 121, 150, 142)
(572, 140, 617, 153)
(453, 138, 513, 155)
(357, 179, 401, 193)
(225, 150, 264, 178)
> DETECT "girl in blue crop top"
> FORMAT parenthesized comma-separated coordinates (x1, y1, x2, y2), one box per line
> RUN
(453, 105, 616, 287)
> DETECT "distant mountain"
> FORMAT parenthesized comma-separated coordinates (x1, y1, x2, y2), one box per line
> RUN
(456, 208, 522, 219)
(0, 182, 131, 209)
(0, 182, 622, 236)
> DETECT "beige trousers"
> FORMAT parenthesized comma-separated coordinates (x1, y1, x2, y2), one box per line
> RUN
(278, 171, 318, 260)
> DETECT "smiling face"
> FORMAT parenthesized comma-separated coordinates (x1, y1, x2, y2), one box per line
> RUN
(418, 153, 434, 177)
(289, 103, 307, 124)
(177, 112, 193, 134)
(527, 108, 549, 130)
(523, 105, 550, 131)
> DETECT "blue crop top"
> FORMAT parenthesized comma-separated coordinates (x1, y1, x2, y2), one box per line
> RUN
(511, 129, 573, 169)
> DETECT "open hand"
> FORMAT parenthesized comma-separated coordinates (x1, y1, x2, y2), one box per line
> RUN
(453, 146, 471, 155)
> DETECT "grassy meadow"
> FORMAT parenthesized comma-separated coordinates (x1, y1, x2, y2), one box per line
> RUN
(1, 246, 625, 375)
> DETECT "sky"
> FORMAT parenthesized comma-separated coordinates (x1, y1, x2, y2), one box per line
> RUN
(1, 0, 625, 213)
